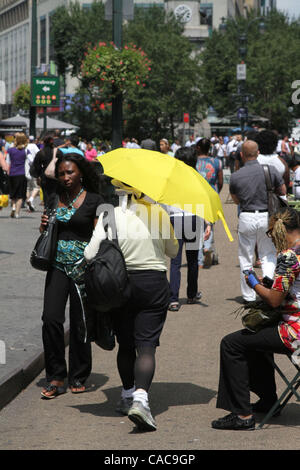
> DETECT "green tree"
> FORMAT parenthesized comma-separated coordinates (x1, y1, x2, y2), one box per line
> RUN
(199, 10, 300, 132)
(123, 6, 204, 141)
(51, 3, 204, 141)
(13, 83, 31, 112)
(51, 1, 111, 77)
(63, 88, 112, 141)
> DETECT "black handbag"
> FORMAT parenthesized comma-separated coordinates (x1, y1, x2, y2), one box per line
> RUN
(0, 168, 9, 194)
(263, 165, 288, 216)
(84, 211, 131, 313)
(30, 205, 58, 272)
(94, 310, 116, 351)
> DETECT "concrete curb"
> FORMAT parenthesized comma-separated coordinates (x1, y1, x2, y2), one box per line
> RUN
(0, 330, 69, 411)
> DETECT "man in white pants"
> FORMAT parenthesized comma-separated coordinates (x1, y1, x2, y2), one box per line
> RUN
(229, 140, 286, 302)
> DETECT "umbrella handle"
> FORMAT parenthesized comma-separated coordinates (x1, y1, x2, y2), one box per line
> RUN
(217, 210, 234, 242)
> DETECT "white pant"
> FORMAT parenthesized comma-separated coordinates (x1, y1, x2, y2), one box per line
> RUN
(238, 211, 277, 301)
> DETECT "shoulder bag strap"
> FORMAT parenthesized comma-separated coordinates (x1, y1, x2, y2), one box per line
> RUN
(101, 209, 118, 244)
(262, 165, 273, 192)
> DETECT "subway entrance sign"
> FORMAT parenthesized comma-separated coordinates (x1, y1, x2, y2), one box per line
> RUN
(31, 76, 60, 107)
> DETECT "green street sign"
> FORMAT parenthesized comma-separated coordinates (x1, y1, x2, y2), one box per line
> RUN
(31, 76, 60, 107)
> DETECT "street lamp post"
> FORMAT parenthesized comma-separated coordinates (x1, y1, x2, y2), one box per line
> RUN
(219, 15, 266, 135)
(29, 0, 37, 138)
(112, 0, 123, 149)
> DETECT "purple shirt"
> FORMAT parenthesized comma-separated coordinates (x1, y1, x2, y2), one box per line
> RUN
(8, 147, 27, 176)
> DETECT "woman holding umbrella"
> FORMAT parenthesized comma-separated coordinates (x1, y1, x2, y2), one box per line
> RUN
(84, 180, 178, 431)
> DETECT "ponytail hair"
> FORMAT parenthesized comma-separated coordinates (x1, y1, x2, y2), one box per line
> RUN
(268, 207, 300, 252)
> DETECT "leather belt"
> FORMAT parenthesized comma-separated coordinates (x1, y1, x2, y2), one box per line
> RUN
(241, 210, 268, 213)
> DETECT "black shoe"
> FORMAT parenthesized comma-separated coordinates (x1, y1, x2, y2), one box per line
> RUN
(252, 398, 281, 417)
(211, 413, 255, 430)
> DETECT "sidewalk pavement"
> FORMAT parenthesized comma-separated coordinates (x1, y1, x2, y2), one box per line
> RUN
(0, 202, 69, 410)
(0, 182, 300, 450)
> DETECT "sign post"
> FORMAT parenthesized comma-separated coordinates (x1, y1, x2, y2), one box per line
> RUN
(236, 63, 247, 81)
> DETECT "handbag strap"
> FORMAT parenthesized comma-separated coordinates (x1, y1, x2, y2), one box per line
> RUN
(262, 165, 273, 192)
(101, 209, 119, 245)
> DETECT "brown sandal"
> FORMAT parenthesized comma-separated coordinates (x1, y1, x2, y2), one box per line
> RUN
(69, 380, 86, 394)
(41, 383, 66, 399)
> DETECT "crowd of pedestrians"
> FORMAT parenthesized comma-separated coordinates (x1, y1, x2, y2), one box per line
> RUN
(1, 126, 300, 433)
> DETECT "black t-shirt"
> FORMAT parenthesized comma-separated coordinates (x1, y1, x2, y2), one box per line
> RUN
(31, 146, 54, 177)
(49, 192, 103, 242)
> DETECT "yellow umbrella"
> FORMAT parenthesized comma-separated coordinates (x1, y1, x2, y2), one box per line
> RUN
(99, 148, 233, 241)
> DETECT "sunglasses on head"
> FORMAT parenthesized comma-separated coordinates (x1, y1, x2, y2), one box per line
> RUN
(266, 229, 273, 238)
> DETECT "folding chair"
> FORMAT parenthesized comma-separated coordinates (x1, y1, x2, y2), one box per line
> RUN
(257, 352, 300, 429)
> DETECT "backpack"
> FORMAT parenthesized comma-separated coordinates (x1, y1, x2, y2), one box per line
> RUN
(84, 210, 131, 313)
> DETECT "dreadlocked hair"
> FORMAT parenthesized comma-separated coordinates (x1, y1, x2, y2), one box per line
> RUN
(268, 207, 300, 252)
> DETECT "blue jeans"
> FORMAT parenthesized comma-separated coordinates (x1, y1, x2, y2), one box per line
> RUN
(198, 223, 214, 266)
(169, 215, 200, 303)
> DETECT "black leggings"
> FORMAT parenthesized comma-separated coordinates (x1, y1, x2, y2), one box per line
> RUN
(117, 345, 155, 392)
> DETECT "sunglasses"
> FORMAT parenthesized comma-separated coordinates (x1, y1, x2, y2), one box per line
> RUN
(266, 229, 273, 238)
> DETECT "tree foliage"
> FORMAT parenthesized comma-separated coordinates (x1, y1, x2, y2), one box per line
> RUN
(123, 6, 204, 141)
(51, 1, 111, 77)
(199, 10, 300, 132)
(13, 83, 31, 111)
(51, 3, 204, 140)
(81, 41, 151, 97)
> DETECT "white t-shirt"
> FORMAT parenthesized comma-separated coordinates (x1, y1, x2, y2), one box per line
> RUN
(84, 202, 178, 271)
(185, 140, 195, 147)
(26, 143, 39, 162)
(276, 139, 282, 153)
(293, 166, 300, 199)
(226, 139, 238, 155)
(215, 143, 226, 157)
(257, 153, 286, 179)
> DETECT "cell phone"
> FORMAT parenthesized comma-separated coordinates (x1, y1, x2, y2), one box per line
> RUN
(243, 269, 252, 276)
(262, 276, 273, 288)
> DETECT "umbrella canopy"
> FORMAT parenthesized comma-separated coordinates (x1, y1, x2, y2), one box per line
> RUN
(0, 114, 79, 131)
(99, 148, 233, 241)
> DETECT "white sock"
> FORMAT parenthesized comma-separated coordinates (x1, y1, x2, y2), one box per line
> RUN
(133, 389, 149, 407)
(121, 386, 135, 399)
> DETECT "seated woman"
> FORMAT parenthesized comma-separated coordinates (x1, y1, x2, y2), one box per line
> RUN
(212, 206, 300, 430)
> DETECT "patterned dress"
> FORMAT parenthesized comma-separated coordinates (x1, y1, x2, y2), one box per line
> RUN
(272, 245, 300, 361)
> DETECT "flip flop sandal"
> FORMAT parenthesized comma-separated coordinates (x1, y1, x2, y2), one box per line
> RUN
(69, 380, 86, 394)
(41, 383, 66, 400)
(168, 302, 179, 312)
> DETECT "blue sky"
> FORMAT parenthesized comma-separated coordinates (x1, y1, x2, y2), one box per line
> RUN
(276, 0, 300, 19)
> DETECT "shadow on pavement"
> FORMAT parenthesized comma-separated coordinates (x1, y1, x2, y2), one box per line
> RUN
(226, 296, 245, 305)
(35, 372, 110, 394)
(69, 381, 217, 418)
(255, 403, 300, 428)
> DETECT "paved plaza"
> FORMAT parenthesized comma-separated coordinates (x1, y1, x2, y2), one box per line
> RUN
(0, 183, 299, 451)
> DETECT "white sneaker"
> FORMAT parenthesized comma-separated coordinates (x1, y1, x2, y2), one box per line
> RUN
(128, 400, 157, 431)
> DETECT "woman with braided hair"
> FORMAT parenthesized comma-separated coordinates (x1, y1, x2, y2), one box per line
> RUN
(212, 207, 300, 430)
